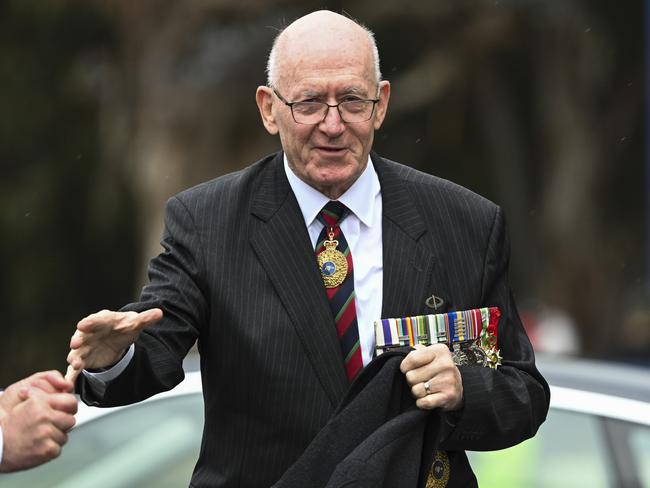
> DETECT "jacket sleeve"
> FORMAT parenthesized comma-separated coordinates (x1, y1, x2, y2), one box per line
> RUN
(440, 206, 550, 451)
(78, 195, 207, 407)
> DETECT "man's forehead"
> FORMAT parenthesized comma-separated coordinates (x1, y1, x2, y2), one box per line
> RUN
(275, 48, 375, 91)
(277, 67, 375, 95)
(278, 38, 371, 68)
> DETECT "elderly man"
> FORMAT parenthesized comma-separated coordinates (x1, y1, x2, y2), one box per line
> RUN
(0, 371, 77, 473)
(66, 10, 549, 487)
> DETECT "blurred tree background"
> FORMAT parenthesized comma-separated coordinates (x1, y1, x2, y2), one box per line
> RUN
(0, 0, 646, 386)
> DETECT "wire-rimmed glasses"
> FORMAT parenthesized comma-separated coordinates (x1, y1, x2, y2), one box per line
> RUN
(272, 88, 380, 125)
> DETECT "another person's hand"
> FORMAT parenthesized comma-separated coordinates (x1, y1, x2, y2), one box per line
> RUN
(65, 308, 163, 383)
(400, 344, 464, 411)
(0, 370, 73, 411)
(0, 373, 77, 473)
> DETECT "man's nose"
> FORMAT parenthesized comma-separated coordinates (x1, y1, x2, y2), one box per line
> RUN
(319, 105, 346, 137)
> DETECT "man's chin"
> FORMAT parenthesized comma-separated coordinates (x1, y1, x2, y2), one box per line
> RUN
(310, 170, 363, 198)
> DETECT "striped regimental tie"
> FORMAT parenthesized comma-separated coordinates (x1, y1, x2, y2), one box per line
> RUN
(316, 201, 363, 382)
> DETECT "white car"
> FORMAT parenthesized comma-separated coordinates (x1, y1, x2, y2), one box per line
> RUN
(1, 356, 648, 488)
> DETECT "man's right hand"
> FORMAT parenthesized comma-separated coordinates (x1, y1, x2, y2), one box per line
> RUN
(65, 309, 163, 383)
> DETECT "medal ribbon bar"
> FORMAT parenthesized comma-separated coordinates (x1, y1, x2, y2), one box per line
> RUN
(374, 307, 502, 368)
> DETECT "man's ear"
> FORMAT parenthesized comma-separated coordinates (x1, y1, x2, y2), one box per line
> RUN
(256, 86, 279, 135)
(373, 80, 391, 130)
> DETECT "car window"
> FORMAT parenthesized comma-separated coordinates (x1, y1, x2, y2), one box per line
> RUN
(630, 425, 650, 487)
(468, 408, 614, 488)
(0, 393, 204, 488)
(605, 418, 650, 488)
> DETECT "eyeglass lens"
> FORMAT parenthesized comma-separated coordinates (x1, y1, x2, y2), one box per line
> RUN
(292, 100, 375, 124)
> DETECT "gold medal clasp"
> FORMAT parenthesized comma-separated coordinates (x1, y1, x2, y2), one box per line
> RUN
(317, 232, 348, 288)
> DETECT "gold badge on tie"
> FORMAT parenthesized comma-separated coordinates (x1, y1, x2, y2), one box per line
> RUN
(317, 230, 348, 288)
(425, 450, 450, 488)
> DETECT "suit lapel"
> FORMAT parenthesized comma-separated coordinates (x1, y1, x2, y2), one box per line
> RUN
(249, 154, 348, 407)
(373, 155, 450, 319)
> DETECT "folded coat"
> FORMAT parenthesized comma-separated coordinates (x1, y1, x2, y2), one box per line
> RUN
(274, 348, 477, 488)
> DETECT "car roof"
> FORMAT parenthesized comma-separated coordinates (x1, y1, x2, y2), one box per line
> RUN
(536, 354, 650, 402)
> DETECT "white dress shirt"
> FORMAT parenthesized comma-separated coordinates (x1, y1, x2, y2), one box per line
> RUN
(283, 155, 383, 366)
(85, 154, 384, 384)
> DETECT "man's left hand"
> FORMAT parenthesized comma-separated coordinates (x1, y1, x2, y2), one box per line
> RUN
(400, 344, 463, 411)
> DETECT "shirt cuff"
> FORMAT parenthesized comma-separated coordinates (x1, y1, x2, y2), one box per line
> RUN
(82, 344, 135, 396)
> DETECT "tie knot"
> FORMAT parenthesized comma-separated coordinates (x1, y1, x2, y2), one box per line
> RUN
(318, 201, 348, 227)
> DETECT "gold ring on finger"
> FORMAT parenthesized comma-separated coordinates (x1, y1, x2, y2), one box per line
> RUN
(424, 381, 432, 395)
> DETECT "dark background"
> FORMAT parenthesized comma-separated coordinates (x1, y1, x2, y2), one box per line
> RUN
(1, 0, 647, 386)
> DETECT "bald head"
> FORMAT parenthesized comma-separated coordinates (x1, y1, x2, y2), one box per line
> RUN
(266, 11, 381, 88)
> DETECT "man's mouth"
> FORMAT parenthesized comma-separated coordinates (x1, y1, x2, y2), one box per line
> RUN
(315, 146, 347, 154)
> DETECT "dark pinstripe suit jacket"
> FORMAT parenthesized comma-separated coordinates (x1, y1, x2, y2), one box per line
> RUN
(78, 151, 549, 487)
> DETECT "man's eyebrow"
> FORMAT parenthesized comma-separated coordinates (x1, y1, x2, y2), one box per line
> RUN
(300, 89, 322, 98)
(296, 86, 370, 99)
(339, 86, 367, 96)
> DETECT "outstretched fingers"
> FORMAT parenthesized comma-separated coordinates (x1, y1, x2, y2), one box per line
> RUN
(66, 307, 164, 376)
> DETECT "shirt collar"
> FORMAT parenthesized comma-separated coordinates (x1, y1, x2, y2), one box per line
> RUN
(283, 154, 380, 228)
